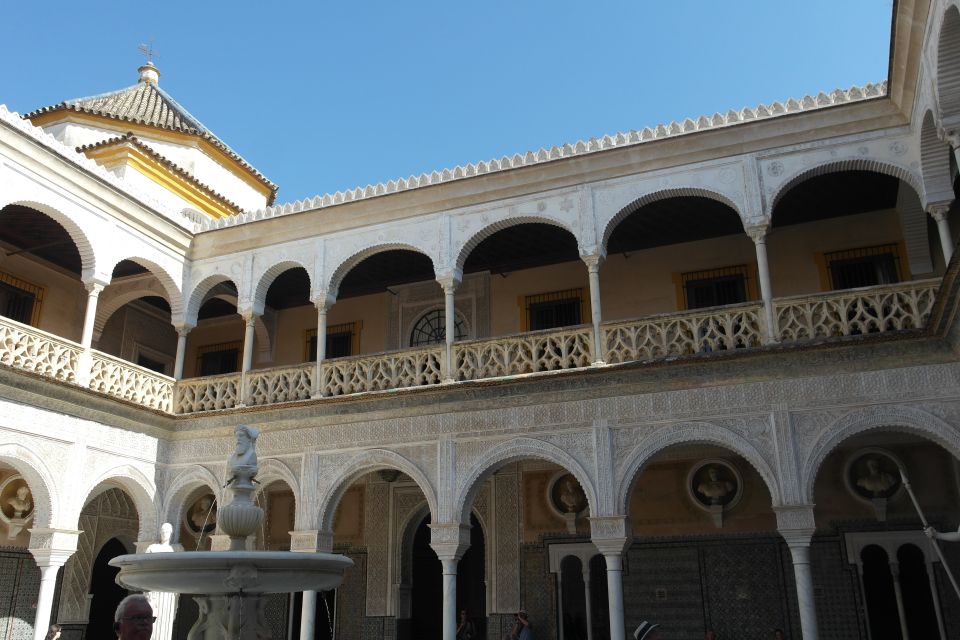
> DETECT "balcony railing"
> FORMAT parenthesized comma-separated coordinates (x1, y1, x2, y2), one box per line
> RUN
(0, 280, 941, 415)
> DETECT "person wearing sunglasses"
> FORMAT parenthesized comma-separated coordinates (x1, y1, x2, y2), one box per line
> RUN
(114, 595, 155, 640)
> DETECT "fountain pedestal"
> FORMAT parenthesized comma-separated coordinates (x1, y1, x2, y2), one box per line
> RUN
(110, 425, 352, 640)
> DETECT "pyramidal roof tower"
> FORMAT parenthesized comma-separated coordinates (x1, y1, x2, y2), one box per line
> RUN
(25, 62, 277, 219)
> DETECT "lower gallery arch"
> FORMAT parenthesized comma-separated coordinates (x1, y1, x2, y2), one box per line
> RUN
(56, 487, 140, 638)
(76, 465, 158, 544)
(160, 465, 222, 549)
(615, 422, 781, 515)
(809, 422, 960, 638)
(621, 440, 782, 638)
(801, 406, 960, 502)
(451, 439, 601, 640)
(0, 450, 56, 640)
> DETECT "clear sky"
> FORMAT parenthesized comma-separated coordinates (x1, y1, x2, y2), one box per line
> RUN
(1, 1, 893, 205)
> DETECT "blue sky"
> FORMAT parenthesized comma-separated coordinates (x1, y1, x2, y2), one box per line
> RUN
(1, 1, 893, 204)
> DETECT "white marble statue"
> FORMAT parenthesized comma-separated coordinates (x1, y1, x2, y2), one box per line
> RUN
(146, 523, 179, 640)
(7, 485, 32, 518)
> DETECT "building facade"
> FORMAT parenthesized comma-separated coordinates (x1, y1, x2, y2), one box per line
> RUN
(3, 1, 960, 639)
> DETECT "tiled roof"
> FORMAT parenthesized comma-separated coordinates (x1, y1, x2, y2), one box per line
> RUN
(77, 133, 243, 216)
(26, 80, 278, 203)
(0, 104, 195, 229)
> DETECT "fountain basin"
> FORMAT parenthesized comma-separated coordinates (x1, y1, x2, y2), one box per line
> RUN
(110, 551, 354, 594)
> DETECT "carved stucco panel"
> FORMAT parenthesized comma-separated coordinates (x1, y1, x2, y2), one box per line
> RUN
(365, 481, 390, 616)
(493, 471, 520, 612)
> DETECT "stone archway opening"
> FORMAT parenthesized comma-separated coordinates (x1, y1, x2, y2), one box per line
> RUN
(812, 429, 960, 639)
(87, 537, 130, 640)
(624, 442, 782, 639)
(0, 204, 87, 342)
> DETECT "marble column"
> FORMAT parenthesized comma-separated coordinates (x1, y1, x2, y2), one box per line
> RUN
(79, 281, 105, 349)
(582, 254, 605, 364)
(311, 293, 333, 398)
(29, 528, 79, 640)
(301, 591, 317, 640)
(927, 203, 955, 263)
(889, 561, 910, 640)
(430, 523, 470, 640)
(746, 224, 777, 343)
(289, 529, 334, 640)
(173, 324, 193, 380)
(582, 567, 595, 640)
(776, 508, 820, 640)
(77, 280, 106, 386)
(441, 558, 458, 640)
(437, 274, 461, 383)
(591, 518, 630, 640)
(239, 312, 257, 405)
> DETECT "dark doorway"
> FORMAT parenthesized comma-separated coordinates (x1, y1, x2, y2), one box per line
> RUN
(411, 515, 442, 639)
(560, 556, 587, 640)
(457, 515, 486, 640)
(589, 554, 610, 639)
(861, 545, 901, 640)
(87, 538, 129, 640)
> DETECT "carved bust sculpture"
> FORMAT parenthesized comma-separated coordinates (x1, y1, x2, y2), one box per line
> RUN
(7, 485, 32, 518)
(856, 458, 897, 497)
(559, 477, 583, 513)
(696, 467, 734, 505)
(227, 424, 260, 489)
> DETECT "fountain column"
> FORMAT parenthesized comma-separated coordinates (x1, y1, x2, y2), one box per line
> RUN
(28, 528, 79, 640)
(430, 523, 471, 640)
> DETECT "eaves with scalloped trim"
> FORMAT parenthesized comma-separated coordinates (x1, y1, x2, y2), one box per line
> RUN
(198, 81, 887, 232)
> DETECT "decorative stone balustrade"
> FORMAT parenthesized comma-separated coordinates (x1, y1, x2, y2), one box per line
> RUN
(0, 317, 81, 383)
(455, 326, 593, 380)
(89, 352, 174, 412)
(603, 303, 764, 364)
(0, 280, 942, 414)
(774, 280, 939, 343)
(246, 363, 314, 406)
(175, 372, 240, 413)
(319, 346, 444, 397)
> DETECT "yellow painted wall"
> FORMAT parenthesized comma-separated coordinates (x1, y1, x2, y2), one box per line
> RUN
(0, 253, 86, 341)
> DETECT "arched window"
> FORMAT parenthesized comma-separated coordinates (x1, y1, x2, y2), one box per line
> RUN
(409, 309, 466, 347)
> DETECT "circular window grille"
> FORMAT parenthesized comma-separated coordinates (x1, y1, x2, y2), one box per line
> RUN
(410, 309, 466, 347)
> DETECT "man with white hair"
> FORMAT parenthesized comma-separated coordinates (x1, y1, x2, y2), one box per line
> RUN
(113, 594, 154, 640)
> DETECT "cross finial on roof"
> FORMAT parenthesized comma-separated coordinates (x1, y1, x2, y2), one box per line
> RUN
(138, 40, 159, 63)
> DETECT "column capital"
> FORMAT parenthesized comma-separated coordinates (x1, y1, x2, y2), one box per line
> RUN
(774, 504, 816, 544)
(28, 528, 81, 567)
(436, 271, 462, 292)
(83, 280, 107, 296)
(174, 323, 195, 337)
(744, 221, 771, 243)
(429, 522, 471, 561)
(312, 291, 336, 311)
(240, 311, 258, 325)
(289, 529, 333, 553)
(581, 252, 605, 271)
(927, 201, 953, 222)
(589, 515, 631, 555)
